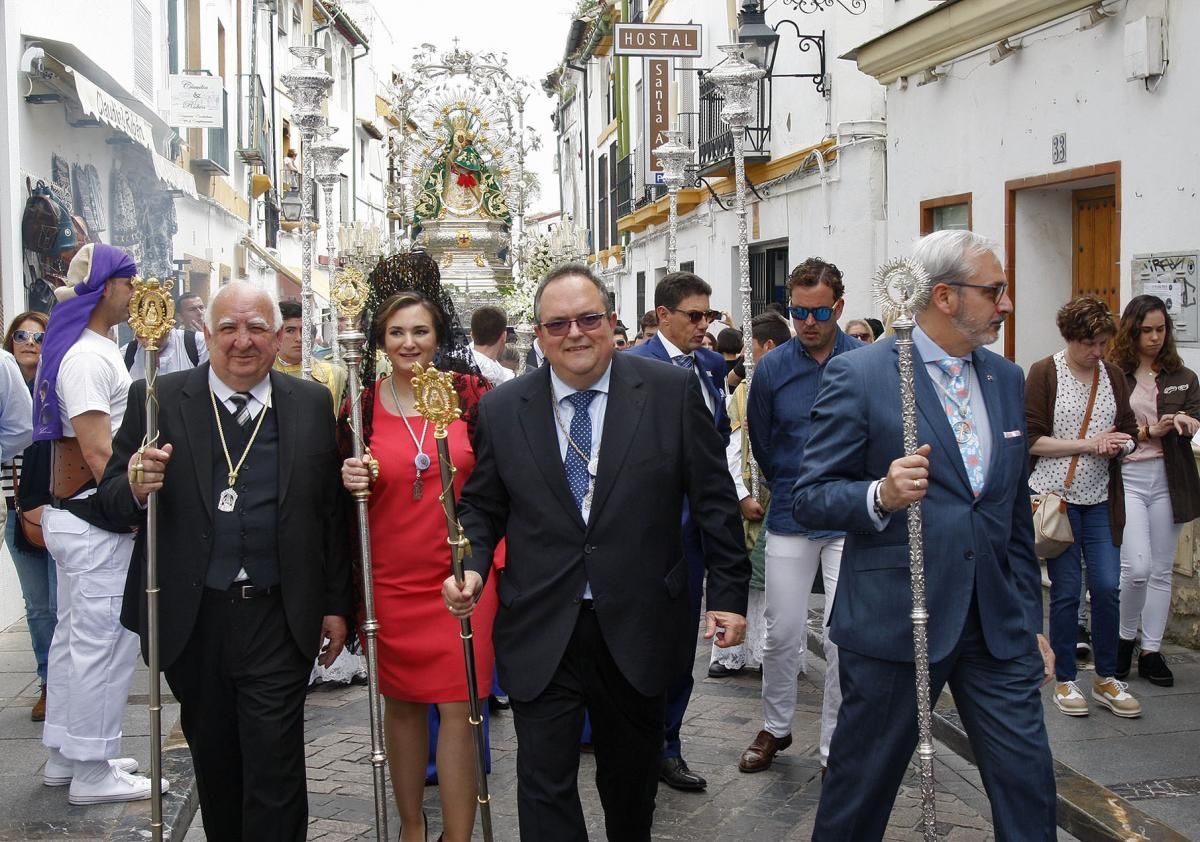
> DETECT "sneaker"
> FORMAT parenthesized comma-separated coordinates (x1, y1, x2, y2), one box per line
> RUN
(1092, 677, 1142, 718)
(1115, 637, 1136, 679)
(1053, 681, 1089, 716)
(68, 765, 167, 806)
(1075, 625, 1092, 661)
(1138, 651, 1175, 687)
(43, 754, 140, 787)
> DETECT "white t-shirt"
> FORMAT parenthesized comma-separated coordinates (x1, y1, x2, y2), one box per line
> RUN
(58, 330, 131, 437)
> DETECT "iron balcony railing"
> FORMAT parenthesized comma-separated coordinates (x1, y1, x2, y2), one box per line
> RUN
(237, 74, 271, 166)
(698, 75, 770, 172)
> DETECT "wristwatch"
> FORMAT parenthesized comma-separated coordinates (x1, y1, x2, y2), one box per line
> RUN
(873, 481, 891, 520)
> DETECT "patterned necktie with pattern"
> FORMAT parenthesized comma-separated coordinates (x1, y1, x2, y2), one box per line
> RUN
(564, 390, 598, 510)
(672, 354, 694, 370)
(228, 392, 252, 427)
(934, 358, 985, 496)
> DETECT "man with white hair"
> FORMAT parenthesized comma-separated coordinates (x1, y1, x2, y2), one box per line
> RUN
(796, 230, 1056, 839)
(97, 281, 353, 839)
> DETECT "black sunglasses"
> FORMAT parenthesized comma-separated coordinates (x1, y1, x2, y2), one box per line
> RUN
(670, 308, 722, 324)
(539, 313, 608, 337)
(13, 330, 44, 344)
(787, 306, 835, 322)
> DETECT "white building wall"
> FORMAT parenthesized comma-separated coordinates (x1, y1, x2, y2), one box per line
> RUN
(881, 0, 1200, 368)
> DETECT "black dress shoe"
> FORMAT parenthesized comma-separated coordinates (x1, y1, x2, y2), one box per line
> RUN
(707, 662, 744, 678)
(660, 756, 706, 791)
(1138, 651, 1174, 687)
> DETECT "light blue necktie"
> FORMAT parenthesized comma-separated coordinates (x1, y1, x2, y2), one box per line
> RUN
(934, 358, 984, 496)
(672, 354, 694, 370)
(564, 390, 597, 510)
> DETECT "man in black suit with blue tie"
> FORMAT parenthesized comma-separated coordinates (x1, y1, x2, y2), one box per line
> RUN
(444, 264, 749, 841)
(626, 271, 732, 791)
(795, 230, 1056, 839)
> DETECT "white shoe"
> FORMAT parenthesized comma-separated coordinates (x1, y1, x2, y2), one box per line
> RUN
(67, 765, 167, 805)
(43, 754, 140, 787)
(1053, 680, 1089, 716)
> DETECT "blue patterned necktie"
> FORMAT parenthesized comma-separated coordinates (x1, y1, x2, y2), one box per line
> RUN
(564, 390, 598, 510)
(672, 354, 694, 370)
(934, 358, 984, 496)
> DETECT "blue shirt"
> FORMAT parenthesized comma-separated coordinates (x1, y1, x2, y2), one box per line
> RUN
(748, 330, 862, 536)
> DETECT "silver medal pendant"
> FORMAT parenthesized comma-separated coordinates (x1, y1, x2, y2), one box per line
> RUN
(582, 479, 594, 511)
(414, 452, 431, 471)
(218, 487, 238, 513)
(587, 456, 599, 478)
(953, 420, 972, 444)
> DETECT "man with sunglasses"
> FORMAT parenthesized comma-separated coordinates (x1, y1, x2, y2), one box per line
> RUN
(626, 270, 733, 791)
(445, 263, 748, 840)
(738, 258, 861, 778)
(797, 231, 1054, 839)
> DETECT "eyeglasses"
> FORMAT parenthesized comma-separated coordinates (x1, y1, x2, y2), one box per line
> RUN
(614, 338, 628, 347)
(847, 332, 872, 342)
(539, 313, 608, 336)
(670, 308, 722, 324)
(787, 306, 835, 322)
(947, 281, 1008, 304)
(13, 330, 44, 344)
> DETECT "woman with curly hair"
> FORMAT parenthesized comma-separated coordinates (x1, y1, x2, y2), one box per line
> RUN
(1109, 295, 1200, 687)
(340, 254, 499, 842)
(1026, 296, 1139, 719)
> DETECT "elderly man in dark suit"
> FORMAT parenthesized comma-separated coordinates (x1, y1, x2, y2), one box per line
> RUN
(626, 271, 731, 791)
(795, 230, 1056, 840)
(444, 263, 750, 842)
(98, 281, 353, 841)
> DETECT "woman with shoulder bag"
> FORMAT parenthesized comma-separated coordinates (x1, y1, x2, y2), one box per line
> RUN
(1109, 295, 1200, 687)
(1026, 297, 1139, 719)
(2, 311, 55, 721)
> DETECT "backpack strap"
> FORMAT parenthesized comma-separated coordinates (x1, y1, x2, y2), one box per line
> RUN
(183, 329, 199, 366)
(123, 341, 137, 370)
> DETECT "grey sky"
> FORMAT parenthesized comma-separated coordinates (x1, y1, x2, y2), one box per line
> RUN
(373, 0, 579, 217)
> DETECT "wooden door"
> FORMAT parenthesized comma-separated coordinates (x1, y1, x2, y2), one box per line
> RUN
(1072, 186, 1119, 315)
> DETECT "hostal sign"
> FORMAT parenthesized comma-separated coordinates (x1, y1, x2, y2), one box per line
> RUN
(614, 24, 702, 186)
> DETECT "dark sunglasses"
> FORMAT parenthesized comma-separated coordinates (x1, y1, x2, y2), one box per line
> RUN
(539, 313, 608, 337)
(787, 306, 835, 322)
(13, 330, 44, 344)
(847, 331, 872, 341)
(670, 308, 722, 324)
(947, 281, 1008, 304)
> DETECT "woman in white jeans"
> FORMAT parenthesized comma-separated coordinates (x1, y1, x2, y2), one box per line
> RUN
(1111, 295, 1200, 686)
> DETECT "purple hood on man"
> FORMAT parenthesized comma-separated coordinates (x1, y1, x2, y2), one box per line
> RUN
(33, 243, 137, 442)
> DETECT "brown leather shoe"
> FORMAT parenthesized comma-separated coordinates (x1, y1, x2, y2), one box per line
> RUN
(31, 686, 46, 722)
(738, 729, 792, 773)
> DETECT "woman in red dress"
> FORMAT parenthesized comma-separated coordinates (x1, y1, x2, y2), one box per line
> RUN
(342, 289, 498, 842)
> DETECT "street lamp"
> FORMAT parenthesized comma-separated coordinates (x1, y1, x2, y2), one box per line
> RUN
(281, 44, 332, 381)
(737, 0, 780, 78)
(653, 127, 693, 274)
(280, 188, 303, 222)
(311, 124, 349, 368)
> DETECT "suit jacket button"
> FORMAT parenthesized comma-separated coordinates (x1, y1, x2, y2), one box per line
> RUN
(584, 544, 595, 554)
(964, 550, 975, 560)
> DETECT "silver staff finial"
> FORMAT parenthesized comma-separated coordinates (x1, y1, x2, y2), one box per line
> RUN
(872, 257, 932, 326)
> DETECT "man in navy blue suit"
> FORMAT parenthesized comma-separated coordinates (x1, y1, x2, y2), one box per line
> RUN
(795, 230, 1056, 840)
(627, 271, 731, 792)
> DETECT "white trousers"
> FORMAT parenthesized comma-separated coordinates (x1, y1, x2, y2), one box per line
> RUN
(762, 532, 843, 762)
(42, 507, 139, 761)
(1119, 459, 1182, 652)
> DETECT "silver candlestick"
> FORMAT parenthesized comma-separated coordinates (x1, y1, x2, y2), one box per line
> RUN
(654, 127, 692, 274)
(872, 257, 936, 842)
(311, 125, 349, 369)
(282, 44, 332, 381)
(708, 43, 765, 492)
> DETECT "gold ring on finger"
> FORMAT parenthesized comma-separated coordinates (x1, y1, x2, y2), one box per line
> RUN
(912, 478, 921, 490)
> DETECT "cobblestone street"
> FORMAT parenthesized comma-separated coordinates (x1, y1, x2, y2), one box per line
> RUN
(182, 632, 1052, 841)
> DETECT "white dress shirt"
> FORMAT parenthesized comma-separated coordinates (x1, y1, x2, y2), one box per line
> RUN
(656, 332, 716, 417)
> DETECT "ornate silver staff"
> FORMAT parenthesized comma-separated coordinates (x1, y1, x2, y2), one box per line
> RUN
(872, 258, 936, 841)
(128, 276, 176, 842)
(411, 362, 494, 842)
(330, 267, 388, 841)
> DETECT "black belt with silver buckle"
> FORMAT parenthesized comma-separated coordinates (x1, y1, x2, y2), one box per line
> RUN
(223, 583, 276, 600)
